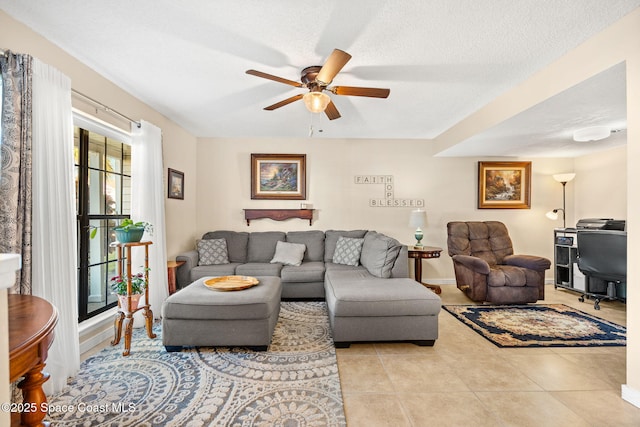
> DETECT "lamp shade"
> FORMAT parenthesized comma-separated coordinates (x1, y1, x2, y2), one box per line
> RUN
(552, 173, 576, 183)
(409, 209, 426, 228)
(546, 210, 559, 220)
(303, 92, 331, 113)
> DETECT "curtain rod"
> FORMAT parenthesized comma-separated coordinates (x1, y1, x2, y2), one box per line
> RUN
(2, 48, 141, 128)
(72, 90, 141, 128)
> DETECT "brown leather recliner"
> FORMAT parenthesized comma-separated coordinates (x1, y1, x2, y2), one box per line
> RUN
(446, 221, 551, 304)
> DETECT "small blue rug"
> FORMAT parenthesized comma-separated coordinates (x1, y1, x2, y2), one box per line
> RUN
(443, 304, 626, 348)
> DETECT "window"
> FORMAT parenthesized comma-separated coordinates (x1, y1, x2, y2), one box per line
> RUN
(75, 124, 132, 321)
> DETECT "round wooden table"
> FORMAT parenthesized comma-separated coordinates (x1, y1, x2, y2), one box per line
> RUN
(9, 294, 58, 427)
(407, 246, 443, 294)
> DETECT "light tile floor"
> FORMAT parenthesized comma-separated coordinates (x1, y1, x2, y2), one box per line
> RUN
(336, 284, 640, 427)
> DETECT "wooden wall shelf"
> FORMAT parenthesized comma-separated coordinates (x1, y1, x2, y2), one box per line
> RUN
(244, 209, 314, 226)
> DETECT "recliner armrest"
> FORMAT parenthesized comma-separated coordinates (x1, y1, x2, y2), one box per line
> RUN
(452, 254, 490, 275)
(503, 254, 551, 271)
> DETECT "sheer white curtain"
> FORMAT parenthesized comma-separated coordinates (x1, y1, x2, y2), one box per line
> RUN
(30, 58, 79, 393)
(131, 120, 168, 318)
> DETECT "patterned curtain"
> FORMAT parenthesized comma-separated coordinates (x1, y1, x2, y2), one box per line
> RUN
(0, 50, 33, 294)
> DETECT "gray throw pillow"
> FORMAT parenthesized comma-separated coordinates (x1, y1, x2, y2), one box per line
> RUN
(324, 230, 368, 262)
(270, 241, 306, 266)
(333, 236, 364, 266)
(197, 238, 230, 265)
(360, 231, 402, 278)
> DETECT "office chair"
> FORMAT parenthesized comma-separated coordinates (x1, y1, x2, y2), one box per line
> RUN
(576, 230, 627, 310)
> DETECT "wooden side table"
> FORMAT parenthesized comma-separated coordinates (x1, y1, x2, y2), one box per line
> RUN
(408, 246, 443, 294)
(110, 241, 156, 356)
(9, 294, 58, 427)
(167, 260, 185, 295)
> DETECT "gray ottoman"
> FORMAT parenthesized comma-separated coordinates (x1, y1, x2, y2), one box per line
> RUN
(324, 269, 441, 347)
(161, 276, 282, 351)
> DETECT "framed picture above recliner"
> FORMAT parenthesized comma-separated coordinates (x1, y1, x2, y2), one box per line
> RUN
(478, 161, 531, 209)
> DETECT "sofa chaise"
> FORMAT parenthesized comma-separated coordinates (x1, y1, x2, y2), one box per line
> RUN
(172, 229, 441, 347)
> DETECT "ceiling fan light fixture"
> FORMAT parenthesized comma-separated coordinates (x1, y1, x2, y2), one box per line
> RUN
(573, 126, 611, 142)
(303, 91, 331, 113)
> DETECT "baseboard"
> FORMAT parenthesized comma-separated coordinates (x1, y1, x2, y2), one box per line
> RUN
(80, 327, 114, 355)
(622, 385, 640, 409)
(79, 308, 117, 354)
(418, 279, 556, 285)
(421, 279, 457, 285)
(78, 308, 154, 355)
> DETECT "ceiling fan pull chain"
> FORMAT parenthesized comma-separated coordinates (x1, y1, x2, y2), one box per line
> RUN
(309, 112, 315, 137)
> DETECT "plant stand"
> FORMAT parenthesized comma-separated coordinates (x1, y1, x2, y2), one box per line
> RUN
(110, 240, 156, 356)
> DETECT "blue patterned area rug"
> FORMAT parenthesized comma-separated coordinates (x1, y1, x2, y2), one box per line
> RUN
(443, 304, 626, 348)
(46, 302, 346, 426)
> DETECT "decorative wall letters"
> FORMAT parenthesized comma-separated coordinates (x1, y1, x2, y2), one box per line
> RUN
(354, 175, 424, 208)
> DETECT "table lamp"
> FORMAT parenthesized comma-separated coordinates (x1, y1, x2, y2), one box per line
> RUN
(409, 209, 427, 247)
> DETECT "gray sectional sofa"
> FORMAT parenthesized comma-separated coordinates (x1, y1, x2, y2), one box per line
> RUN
(174, 229, 441, 347)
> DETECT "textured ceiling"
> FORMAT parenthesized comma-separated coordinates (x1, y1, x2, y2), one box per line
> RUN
(1, 0, 638, 156)
(438, 62, 628, 157)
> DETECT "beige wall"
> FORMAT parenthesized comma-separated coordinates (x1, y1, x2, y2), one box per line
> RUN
(574, 146, 627, 221)
(195, 137, 587, 281)
(0, 11, 199, 259)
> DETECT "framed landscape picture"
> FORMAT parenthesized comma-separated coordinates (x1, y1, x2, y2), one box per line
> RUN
(168, 168, 184, 200)
(251, 153, 306, 200)
(478, 161, 531, 209)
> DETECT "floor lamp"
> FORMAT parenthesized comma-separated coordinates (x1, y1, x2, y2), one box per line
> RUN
(546, 173, 576, 228)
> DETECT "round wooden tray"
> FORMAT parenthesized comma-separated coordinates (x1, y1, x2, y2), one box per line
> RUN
(204, 275, 259, 291)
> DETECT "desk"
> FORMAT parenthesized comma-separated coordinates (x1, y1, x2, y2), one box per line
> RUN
(167, 260, 185, 295)
(408, 246, 443, 294)
(9, 294, 58, 427)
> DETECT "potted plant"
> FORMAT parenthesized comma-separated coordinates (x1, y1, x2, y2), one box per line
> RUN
(114, 219, 153, 243)
(110, 270, 148, 312)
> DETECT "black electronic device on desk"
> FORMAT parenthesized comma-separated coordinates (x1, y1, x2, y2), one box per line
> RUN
(555, 235, 574, 246)
(576, 218, 626, 231)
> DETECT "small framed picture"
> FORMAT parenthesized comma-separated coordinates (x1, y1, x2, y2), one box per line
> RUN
(168, 168, 184, 200)
(251, 153, 306, 200)
(478, 161, 531, 209)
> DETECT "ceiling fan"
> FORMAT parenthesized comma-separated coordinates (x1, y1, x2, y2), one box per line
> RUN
(246, 49, 390, 120)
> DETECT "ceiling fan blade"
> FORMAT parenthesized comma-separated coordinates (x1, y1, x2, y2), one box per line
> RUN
(324, 100, 341, 120)
(246, 69, 303, 87)
(263, 94, 304, 110)
(331, 86, 390, 98)
(316, 49, 352, 85)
